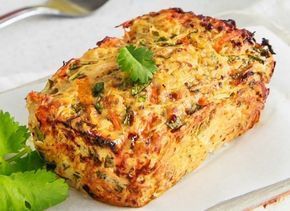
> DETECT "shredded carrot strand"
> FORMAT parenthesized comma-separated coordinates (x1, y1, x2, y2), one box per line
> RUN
(150, 86, 160, 104)
(109, 111, 121, 130)
(214, 31, 240, 52)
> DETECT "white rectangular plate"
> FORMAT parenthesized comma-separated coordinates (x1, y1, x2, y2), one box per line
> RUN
(0, 26, 289, 211)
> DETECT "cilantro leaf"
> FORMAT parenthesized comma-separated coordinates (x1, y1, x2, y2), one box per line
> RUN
(0, 111, 29, 156)
(0, 111, 44, 175)
(117, 45, 157, 84)
(0, 110, 69, 210)
(0, 170, 69, 211)
(0, 151, 44, 175)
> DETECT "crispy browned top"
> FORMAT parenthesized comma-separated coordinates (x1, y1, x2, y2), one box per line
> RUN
(27, 8, 275, 156)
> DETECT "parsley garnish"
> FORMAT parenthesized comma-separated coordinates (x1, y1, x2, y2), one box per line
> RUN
(92, 82, 104, 97)
(0, 110, 69, 210)
(131, 82, 150, 96)
(248, 55, 265, 64)
(95, 102, 103, 114)
(117, 45, 157, 84)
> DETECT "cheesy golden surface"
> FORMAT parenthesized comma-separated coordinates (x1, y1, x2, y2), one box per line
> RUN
(26, 8, 275, 207)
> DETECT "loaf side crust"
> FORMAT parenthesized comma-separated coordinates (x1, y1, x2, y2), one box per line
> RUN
(26, 8, 275, 207)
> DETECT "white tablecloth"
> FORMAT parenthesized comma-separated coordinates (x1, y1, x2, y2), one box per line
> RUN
(0, 0, 273, 92)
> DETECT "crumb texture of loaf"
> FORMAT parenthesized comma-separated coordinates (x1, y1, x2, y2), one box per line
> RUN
(26, 8, 275, 207)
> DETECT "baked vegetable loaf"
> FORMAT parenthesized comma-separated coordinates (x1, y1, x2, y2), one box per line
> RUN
(26, 8, 275, 207)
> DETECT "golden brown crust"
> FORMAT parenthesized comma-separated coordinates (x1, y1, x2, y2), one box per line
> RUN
(26, 8, 275, 207)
